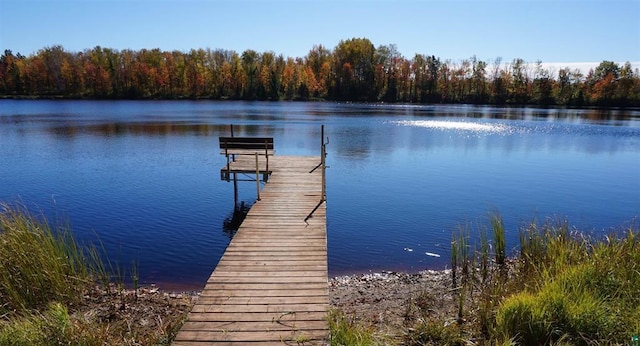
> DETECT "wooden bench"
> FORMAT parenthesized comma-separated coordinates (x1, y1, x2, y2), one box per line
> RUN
(219, 137, 274, 179)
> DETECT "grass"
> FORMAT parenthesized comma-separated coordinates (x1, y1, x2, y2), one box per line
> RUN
(490, 213, 506, 269)
(403, 320, 466, 346)
(0, 204, 94, 314)
(483, 217, 639, 345)
(0, 302, 104, 345)
(5, 203, 638, 345)
(327, 309, 386, 345)
(0, 203, 189, 345)
(330, 213, 640, 345)
(496, 223, 640, 345)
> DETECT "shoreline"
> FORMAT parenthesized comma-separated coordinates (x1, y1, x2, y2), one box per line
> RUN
(147, 267, 452, 295)
(160, 268, 450, 291)
(64, 269, 453, 344)
(149, 268, 455, 338)
(329, 269, 455, 331)
(3, 96, 638, 111)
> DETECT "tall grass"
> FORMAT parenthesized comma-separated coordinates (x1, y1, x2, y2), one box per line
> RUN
(490, 213, 506, 269)
(0, 204, 187, 345)
(327, 213, 639, 345)
(439, 214, 640, 344)
(494, 221, 640, 344)
(450, 232, 458, 289)
(0, 204, 96, 314)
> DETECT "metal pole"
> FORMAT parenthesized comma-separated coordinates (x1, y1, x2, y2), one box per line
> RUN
(225, 140, 230, 182)
(255, 152, 261, 201)
(321, 125, 324, 152)
(265, 139, 269, 176)
(321, 125, 326, 202)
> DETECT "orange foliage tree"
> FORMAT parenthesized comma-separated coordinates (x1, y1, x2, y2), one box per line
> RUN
(1, 41, 638, 106)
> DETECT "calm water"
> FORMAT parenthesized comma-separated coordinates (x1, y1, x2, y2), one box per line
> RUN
(1, 100, 639, 290)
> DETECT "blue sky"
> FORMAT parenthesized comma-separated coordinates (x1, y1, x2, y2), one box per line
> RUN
(1, 0, 639, 65)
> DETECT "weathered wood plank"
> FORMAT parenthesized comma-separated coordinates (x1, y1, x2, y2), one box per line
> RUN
(209, 270, 326, 277)
(175, 154, 328, 344)
(179, 319, 328, 332)
(206, 275, 327, 284)
(174, 329, 328, 342)
(183, 311, 327, 322)
(195, 295, 329, 305)
(191, 303, 328, 314)
(199, 288, 328, 298)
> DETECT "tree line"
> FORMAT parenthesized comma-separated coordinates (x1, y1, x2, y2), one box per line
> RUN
(1, 38, 639, 106)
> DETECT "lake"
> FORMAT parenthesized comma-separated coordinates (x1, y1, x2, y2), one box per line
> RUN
(1, 100, 639, 290)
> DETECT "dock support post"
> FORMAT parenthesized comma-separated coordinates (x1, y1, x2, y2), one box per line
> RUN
(233, 173, 238, 209)
(255, 152, 261, 201)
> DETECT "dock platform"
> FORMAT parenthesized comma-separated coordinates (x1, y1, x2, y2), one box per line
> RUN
(173, 155, 329, 345)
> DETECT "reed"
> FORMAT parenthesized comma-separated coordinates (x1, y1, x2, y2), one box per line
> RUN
(489, 213, 506, 269)
(0, 204, 93, 314)
(450, 233, 458, 289)
(458, 225, 470, 288)
(441, 215, 640, 344)
(478, 227, 489, 285)
(131, 260, 140, 300)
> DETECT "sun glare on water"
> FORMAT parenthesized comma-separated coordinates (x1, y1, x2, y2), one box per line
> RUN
(394, 120, 510, 134)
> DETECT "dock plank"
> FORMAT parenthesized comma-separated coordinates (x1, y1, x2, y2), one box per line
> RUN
(174, 155, 328, 344)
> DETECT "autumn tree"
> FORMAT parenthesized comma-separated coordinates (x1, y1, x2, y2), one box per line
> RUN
(332, 38, 376, 100)
(588, 61, 621, 106)
(469, 55, 488, 104)
(1, 50, 25, 94)
(508, 58, 529, 104)
(240, 50, 260, 99)
(305, 45, 331, 98)
(531, 61, 553, 105)
(2, 40, 639, 106)
(616, 62, 638, 105)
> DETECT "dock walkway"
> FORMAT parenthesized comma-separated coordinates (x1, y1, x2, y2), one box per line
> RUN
(173, 155, 328, 345)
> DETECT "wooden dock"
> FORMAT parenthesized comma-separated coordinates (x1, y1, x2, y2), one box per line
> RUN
(173, 155, 329, 345)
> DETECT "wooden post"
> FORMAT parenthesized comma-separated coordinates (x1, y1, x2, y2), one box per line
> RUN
(255, 152, 261, 201)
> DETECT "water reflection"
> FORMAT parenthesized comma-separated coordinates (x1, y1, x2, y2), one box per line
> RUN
(222, 202, 251, 240)
(44, 123, 286, 139)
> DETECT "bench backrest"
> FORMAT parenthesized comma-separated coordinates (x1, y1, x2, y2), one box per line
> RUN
(219, 137, 274, 154)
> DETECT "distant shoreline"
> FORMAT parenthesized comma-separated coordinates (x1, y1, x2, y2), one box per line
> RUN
(2, 95, 638, 111)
